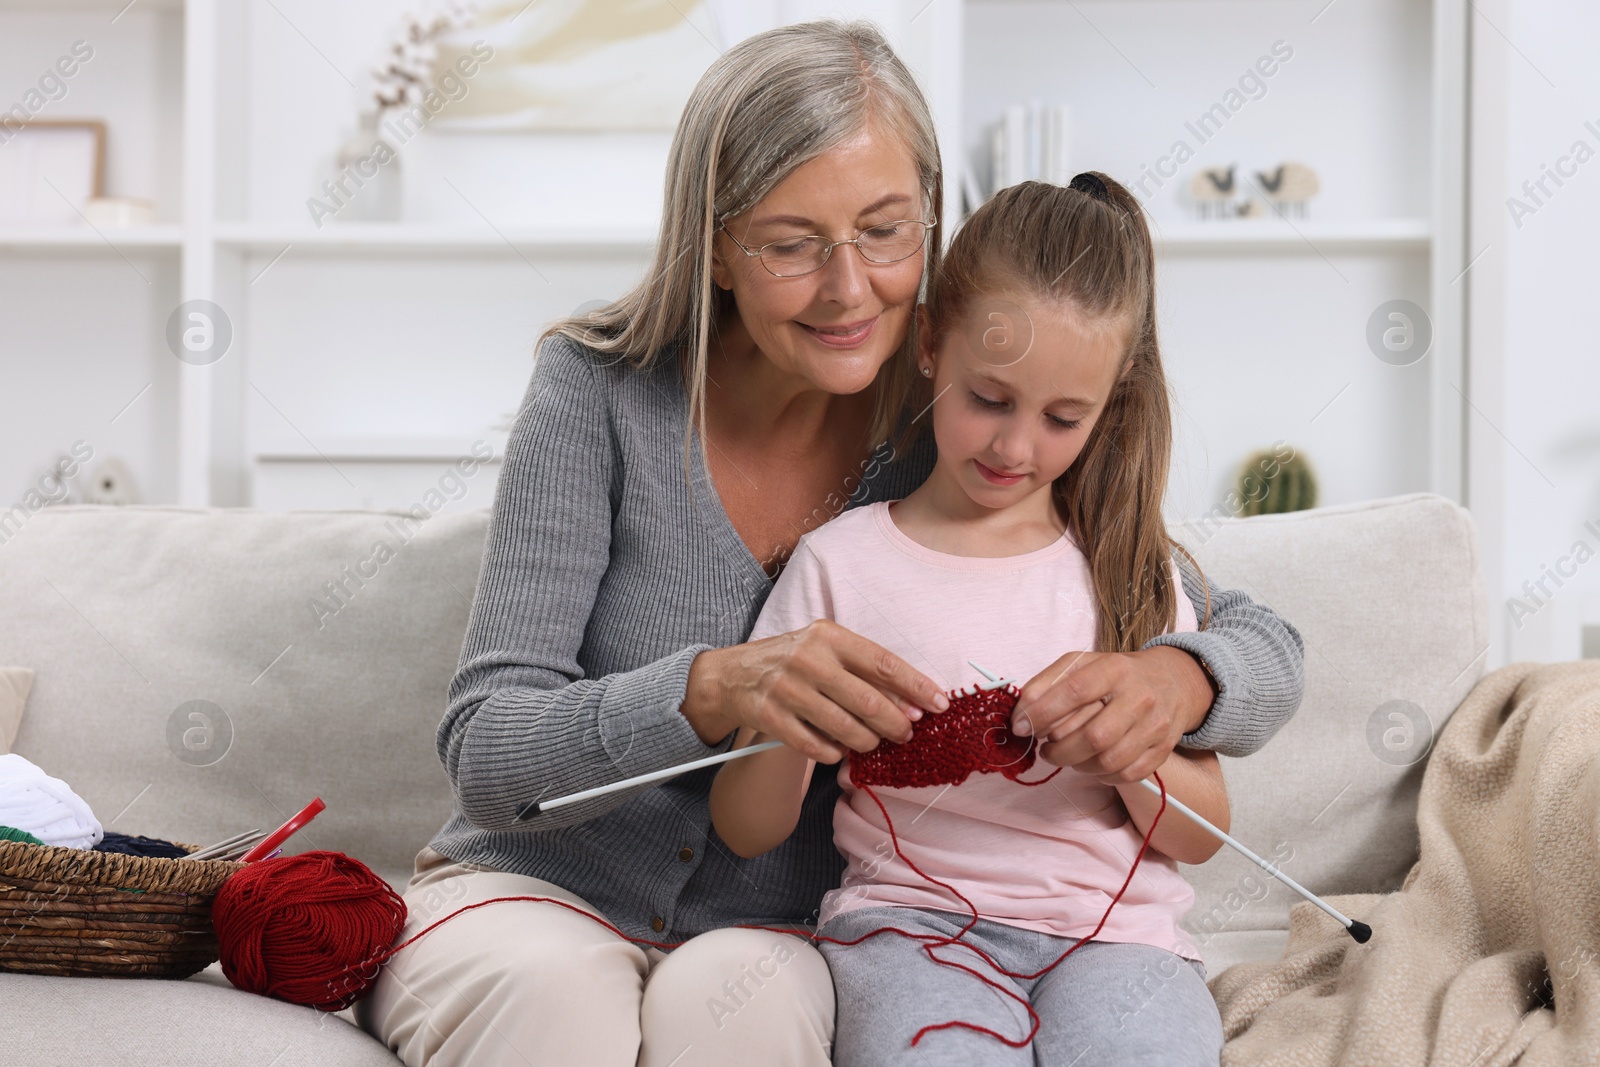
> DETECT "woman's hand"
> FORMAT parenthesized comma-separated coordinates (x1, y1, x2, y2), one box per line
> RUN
(1011, 646, 1216, 785)
(682, 619, 951, 763)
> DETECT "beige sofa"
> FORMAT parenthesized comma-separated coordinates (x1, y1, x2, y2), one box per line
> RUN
(0, 492, 1487, 1064)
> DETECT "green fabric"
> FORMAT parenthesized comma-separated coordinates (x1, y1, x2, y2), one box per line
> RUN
(0, 825, 45, 845)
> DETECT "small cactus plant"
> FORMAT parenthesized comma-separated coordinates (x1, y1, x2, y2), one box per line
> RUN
(1236, 447, 1317, 516)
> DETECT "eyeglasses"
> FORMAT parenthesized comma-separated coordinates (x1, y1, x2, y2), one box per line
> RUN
(719, 218, 936, 278)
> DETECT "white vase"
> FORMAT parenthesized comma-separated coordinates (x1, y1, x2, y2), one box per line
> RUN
(332, 112, 402, 223)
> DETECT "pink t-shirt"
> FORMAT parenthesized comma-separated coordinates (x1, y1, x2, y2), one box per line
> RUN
(747, 500, 1203, 962)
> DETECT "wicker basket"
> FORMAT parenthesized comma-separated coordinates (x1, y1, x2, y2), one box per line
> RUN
(0, 838, 245, 979)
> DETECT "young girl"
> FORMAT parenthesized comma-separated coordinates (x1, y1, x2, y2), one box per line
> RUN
(709, 174, 1228, 1066)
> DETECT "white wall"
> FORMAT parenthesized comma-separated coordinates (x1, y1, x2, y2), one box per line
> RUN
(1470, 0, 1600, 667)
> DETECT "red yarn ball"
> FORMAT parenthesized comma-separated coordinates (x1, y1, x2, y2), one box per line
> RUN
(212, 850, 407, 1012)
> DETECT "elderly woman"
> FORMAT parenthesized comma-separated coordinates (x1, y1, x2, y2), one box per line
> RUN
(355, 19, 1303, 1067)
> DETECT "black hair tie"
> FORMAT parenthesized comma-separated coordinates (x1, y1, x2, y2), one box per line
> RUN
(1069, 171, 1111, 202)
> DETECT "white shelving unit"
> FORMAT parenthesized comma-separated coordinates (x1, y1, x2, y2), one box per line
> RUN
(2, 0, 185, 506)
(958, 0, 1468, 517)
(0, 226, 184, 248)
(211, 222, 659, 255)
(2, 0, 1467, 515)
(1150, 217, 1433, 254)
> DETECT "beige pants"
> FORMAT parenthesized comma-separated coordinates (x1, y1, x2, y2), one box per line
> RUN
(353, 846, 835, 1067)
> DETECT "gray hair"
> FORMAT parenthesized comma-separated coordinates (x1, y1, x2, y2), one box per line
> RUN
(542, 18, 943, 486)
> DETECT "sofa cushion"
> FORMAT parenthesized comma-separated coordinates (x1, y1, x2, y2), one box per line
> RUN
(0, 667, 31, 752)
(1173, 492, 1489, 972)
(0, 969, 402, 1065)
(0, 505, 489, 890)
(1194, 928, 1291, 977)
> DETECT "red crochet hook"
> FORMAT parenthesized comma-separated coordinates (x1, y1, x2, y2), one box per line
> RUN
(241, 797, 326, 863)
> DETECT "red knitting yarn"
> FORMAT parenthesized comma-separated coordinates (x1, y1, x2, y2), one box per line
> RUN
(837, 681, 1165, 1049)
(212, 850, 407, 1012)
(209, 683, 1167, 1054)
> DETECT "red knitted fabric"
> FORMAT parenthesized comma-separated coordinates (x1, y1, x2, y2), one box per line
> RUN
(849, 681, 1060, 789)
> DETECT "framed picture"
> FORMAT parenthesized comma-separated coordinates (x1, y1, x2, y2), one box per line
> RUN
(0, 120, 105, 226)
(431, 0, 720, 132)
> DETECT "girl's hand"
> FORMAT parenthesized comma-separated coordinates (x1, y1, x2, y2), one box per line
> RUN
(1115, 747, 1229, 864)
(682, 619, 951, 763)
(710, 726, 818, 859)
(1009, 647, 1215, 785)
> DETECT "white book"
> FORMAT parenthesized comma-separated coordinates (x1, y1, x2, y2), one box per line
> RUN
(962, 159, 986, 215)
(1002, 104, 1026, 190)
(1026, 98, 1043, 182)
(1048, 104, 1073, 185)
(989, 122, 1006, 196)
(1041, 105, 1057, 184)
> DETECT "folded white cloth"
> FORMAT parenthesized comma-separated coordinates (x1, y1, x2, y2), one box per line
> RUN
(0, 753, 102, 849)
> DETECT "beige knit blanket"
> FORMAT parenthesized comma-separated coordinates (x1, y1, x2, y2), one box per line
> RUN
(1210, 661, 1600, 1067)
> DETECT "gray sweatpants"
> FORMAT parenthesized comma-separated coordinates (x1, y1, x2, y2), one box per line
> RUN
(817, 906, 1222, 1066)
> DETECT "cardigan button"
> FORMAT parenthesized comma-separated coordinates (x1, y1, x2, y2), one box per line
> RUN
(678, 846, 694, 862)
(651, 916, 665, 933)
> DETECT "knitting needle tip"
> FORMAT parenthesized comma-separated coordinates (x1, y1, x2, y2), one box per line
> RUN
(966, 660, 1014, 690)
(1132, 778, 1373, 943)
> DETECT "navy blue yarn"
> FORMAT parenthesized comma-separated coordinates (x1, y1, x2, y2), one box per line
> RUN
(92, 831, 191, 859)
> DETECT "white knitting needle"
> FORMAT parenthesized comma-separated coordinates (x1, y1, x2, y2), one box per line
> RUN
(514, 740, 784, 821)
(1131, 779, 1370, 941)
(967, 659, 1371, 943)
